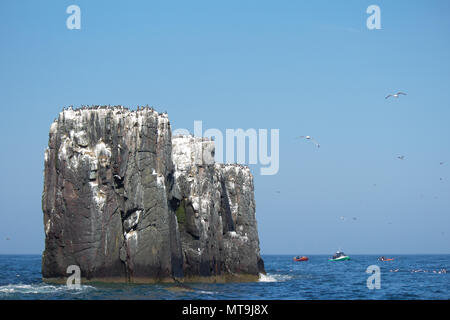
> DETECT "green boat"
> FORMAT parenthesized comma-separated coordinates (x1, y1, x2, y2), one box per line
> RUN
(328, 250, 350, 261)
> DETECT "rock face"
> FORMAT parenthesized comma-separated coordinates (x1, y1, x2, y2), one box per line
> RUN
(42, 106, 264, 283)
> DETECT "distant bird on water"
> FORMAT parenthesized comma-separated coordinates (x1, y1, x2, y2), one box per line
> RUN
(6, 237, 10, 241)
(297, 136, 320, 148)
(440, 162, 444, 165)
(386, 92, 407, 99)
(397, 156, 405, 160)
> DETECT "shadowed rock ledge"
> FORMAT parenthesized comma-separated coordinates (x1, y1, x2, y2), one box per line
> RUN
(42, 106, 265, 283)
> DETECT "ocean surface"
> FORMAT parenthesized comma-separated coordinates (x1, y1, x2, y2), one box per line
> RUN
(0, 254, 448, 300)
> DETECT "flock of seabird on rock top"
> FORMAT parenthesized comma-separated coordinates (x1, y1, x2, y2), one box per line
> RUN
(53, 105, 170, 124)
(60, 104, 168, 115)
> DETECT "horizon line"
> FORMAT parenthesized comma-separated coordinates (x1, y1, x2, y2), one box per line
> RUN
(1, 252, 450, 256)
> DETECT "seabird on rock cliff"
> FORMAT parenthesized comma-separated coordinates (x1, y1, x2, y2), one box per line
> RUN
(385, 92, 407, 99)
(297, 136, 320, 148)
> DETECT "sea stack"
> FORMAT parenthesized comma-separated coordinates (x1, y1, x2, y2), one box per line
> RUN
(42, 106, 265, 283)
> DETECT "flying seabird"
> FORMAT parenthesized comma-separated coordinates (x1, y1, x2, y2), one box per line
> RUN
(385, 92, 407, 99)
(297, 136, 320, 148)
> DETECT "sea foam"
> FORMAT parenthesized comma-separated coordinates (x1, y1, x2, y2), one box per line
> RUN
(258, 273, 293, 282)
(0, 283, 96, 295)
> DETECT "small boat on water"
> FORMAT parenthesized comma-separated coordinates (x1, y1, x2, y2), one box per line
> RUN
(328, 250, 350, 261)
(378, 256, 394, 261)
(293, 256, 309, 262)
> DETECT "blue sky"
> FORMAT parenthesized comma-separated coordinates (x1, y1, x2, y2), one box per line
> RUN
(0, 0, 449, 254)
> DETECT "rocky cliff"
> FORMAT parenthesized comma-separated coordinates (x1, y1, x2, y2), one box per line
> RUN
(42, 106, 264, 283)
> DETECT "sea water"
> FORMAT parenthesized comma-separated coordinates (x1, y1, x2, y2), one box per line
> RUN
(0, 254, 448, 300)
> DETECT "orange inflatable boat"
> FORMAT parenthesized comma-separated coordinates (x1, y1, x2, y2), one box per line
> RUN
(293, 256, 309, 262)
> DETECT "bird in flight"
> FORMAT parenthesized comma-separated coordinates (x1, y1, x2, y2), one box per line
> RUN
(386, 92, 407, 99)
(297, 136, 320, 148)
